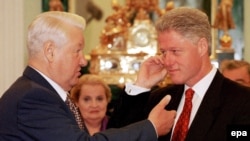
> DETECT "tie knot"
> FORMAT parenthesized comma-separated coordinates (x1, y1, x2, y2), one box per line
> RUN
(185, 88, 194, 100)
(65, 93, 71, 103)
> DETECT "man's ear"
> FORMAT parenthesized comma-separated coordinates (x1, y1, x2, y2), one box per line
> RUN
(44, 41, 55, 62)
(198, 37, 208, 56)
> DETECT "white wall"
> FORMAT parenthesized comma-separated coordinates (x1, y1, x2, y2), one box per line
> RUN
(0, 0, 25, 95)
(0, 0, 41, 96)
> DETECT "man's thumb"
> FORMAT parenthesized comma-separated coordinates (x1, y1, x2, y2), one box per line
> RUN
(157, 95, 171, 108)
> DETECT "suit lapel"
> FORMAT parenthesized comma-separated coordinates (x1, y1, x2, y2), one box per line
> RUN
(186, 71, 225, 141)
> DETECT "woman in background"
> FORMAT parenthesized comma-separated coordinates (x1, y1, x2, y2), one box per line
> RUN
(70, 74, 112, 135)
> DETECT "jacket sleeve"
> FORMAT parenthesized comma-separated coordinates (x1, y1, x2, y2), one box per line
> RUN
(108, 89, 151, 128)
(18, 87, 157, 141)
(100, 120, 157, 141)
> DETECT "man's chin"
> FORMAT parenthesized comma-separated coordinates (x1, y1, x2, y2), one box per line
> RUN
(170, 78, 184, 85)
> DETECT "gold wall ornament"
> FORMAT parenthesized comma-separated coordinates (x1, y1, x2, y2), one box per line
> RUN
(213, 0, 235, 49)
(165, 0, 175, 12)
(219, 33, 232, 48)
(89, 0, 173, 86)
(96, 5, 130, 53)
(127, 9, 158, 55)
(126, 0, 160, 13)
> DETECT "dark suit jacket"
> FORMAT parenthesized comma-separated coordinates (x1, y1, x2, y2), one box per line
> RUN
(0, 66, 157, 141)
(109, 70, 250, 141)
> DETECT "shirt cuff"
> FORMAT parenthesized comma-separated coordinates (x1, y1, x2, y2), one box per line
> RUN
(125, 83, 150, 96)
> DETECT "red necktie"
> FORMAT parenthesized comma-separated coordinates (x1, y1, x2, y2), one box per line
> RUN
(172, 88, 194, 141)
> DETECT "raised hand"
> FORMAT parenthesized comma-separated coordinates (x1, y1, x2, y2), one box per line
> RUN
(135, 55, 167, 89)
(148, 95, 176, 136)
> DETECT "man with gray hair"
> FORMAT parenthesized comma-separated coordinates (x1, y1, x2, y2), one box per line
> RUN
(220, 59, 250, 87)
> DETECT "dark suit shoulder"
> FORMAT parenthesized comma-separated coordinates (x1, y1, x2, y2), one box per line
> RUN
(215, 75, 250, 103)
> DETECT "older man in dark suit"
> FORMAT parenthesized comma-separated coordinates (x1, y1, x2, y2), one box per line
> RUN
(0, 11, 176, 141)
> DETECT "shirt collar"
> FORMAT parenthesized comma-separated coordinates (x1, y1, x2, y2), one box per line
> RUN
(32, 67, 68, 101)
(185, 65, 217, 98)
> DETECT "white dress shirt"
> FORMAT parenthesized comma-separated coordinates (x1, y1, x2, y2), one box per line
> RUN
(32, 67, 68, 101)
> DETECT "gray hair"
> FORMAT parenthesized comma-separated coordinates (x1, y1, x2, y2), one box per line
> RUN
(220, 59, 250, 75)
(155, 7, 211, 54)
(27, 11, 86, 57)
